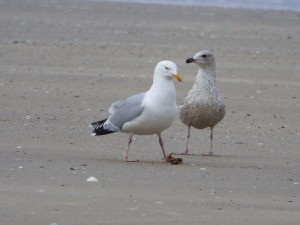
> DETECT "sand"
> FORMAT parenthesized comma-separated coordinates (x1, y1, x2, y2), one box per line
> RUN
(0, 0, 300, 224)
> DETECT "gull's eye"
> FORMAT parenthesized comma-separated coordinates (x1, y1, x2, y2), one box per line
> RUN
(164, 66, 170, 70)
(202, 54, 207, 58)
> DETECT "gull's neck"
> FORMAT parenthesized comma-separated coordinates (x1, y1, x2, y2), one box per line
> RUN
(199, 63, 216, 77)
(148, 75, 176, 103)
(192, 64, 217, 91)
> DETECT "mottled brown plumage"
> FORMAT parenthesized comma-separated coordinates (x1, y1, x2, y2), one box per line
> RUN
(179, 50, 225, 156)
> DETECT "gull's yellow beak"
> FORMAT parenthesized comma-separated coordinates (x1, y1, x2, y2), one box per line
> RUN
(172, 73, 183, 82)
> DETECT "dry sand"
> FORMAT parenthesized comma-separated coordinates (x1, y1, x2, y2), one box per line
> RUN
(1, 0, 300, 224)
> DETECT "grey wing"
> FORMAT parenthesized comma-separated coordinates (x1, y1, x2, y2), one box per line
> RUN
(107, 93, 146, 130)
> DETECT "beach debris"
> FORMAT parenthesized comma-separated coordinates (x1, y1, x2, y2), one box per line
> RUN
(166, 153, 183, 165)
(87, 176, 98, 182)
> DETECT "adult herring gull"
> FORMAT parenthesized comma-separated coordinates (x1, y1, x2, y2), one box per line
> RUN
(179, 50, 225, 156)
(91, 61, 182, 162)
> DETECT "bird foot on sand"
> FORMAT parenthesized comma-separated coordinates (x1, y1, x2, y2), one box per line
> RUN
(165, 153, 183, 165)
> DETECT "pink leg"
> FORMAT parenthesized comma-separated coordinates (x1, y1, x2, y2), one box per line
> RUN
(202, 127, 218, 156)
(124, 134, 138, 162)
(175, 126, 193, 155)
(157, 134, 167, 161)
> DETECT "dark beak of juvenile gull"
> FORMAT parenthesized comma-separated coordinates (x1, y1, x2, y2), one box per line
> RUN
(186, 58, 195, 63)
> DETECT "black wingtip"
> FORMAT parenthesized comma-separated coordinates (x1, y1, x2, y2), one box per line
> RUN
(186, 58, 195, 63)
(90, 119, 117, 136)
(91, 128, 115, 136)
(90, 119, 107, 128)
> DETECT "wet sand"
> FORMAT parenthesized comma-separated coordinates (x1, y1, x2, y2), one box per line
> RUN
(0, 0, 300, 224)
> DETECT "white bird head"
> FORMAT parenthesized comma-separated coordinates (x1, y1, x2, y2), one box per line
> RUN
(154, 60, 182, 82)
(186, 50, 215, 67)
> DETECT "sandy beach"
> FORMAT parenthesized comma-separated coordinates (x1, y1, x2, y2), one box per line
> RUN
(1, 0, 300, 224)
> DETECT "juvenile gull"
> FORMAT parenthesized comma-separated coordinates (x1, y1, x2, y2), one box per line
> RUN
(179, 50, 225, 156)
(90, 61, 182, 162)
